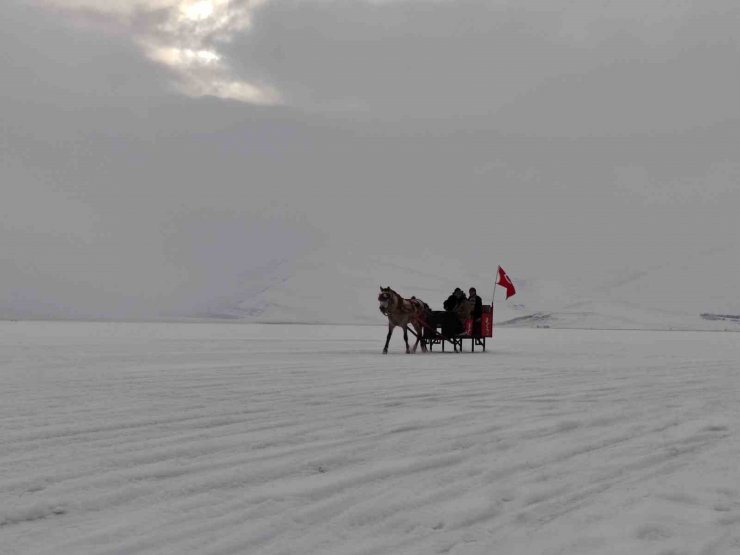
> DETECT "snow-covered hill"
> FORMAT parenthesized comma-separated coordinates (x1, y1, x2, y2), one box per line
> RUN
(208, 239, 740, 331)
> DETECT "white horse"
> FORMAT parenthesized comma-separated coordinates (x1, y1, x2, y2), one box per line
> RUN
(378, 286, 428, 354)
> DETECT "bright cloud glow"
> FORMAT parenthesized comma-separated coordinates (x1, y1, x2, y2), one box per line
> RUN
(181, 0, 214, 22)
(152, 47, 221, 67)
(39, 0, 279, 105)
(152, 0, 279, 103)
(206, 79, 279, 104)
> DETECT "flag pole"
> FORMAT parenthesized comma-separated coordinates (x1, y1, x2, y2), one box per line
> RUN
(492, 266, 498, 309)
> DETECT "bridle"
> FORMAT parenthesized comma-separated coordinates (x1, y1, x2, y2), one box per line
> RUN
(378, 290, 394, 315)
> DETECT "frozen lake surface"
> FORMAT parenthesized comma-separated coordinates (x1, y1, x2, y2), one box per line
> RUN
(2, 322, 740, 554)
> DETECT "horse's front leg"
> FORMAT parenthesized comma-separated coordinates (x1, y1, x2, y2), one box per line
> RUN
(383, 323, 394, 354)
(403, 326, 411, 354)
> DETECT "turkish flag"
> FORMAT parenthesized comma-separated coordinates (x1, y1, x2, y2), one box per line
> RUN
(497, 266, 516, 299)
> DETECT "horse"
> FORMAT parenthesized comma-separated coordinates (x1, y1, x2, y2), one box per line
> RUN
(378, 286, 430, 354)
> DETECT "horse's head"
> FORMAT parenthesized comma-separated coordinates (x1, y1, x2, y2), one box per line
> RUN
(378, 286, 395, 314)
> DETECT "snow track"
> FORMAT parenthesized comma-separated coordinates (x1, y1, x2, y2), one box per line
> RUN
(1, 322, 739, 554)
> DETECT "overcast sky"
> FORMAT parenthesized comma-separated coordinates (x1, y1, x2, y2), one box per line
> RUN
(2, 0, 739, 319)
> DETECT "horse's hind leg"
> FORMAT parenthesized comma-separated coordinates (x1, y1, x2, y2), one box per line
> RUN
(410, 326, 419, 353)
(412, 323, 426, 353)
(383, 324, 394, 354)
(403, 326, 411, 354)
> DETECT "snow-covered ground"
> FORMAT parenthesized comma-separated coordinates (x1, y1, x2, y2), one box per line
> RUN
(2, 321, 740, 555)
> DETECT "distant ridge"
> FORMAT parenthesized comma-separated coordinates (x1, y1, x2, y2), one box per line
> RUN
(213, 239, 740, 332)
(701, 314, 740, 324)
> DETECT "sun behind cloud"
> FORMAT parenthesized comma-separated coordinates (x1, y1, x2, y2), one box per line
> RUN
(37, 0, 279, 105)
(181, 0, 215, 22)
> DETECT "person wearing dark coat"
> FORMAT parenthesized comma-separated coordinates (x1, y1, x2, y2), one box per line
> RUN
(468, 288, 482, 319)
(442, 288, 466, 335)
(468, 287, 483, 338)
(443, 288, 465, 312)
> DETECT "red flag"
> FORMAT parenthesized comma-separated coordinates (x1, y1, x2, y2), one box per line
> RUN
(497, 266, 516, 299)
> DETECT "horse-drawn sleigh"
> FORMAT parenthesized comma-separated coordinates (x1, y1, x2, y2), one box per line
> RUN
(378, 286, 494, 354)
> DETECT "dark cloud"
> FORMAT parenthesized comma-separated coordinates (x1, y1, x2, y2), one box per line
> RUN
(1, 2, 171, 103)
(221, 0, 740, 133)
